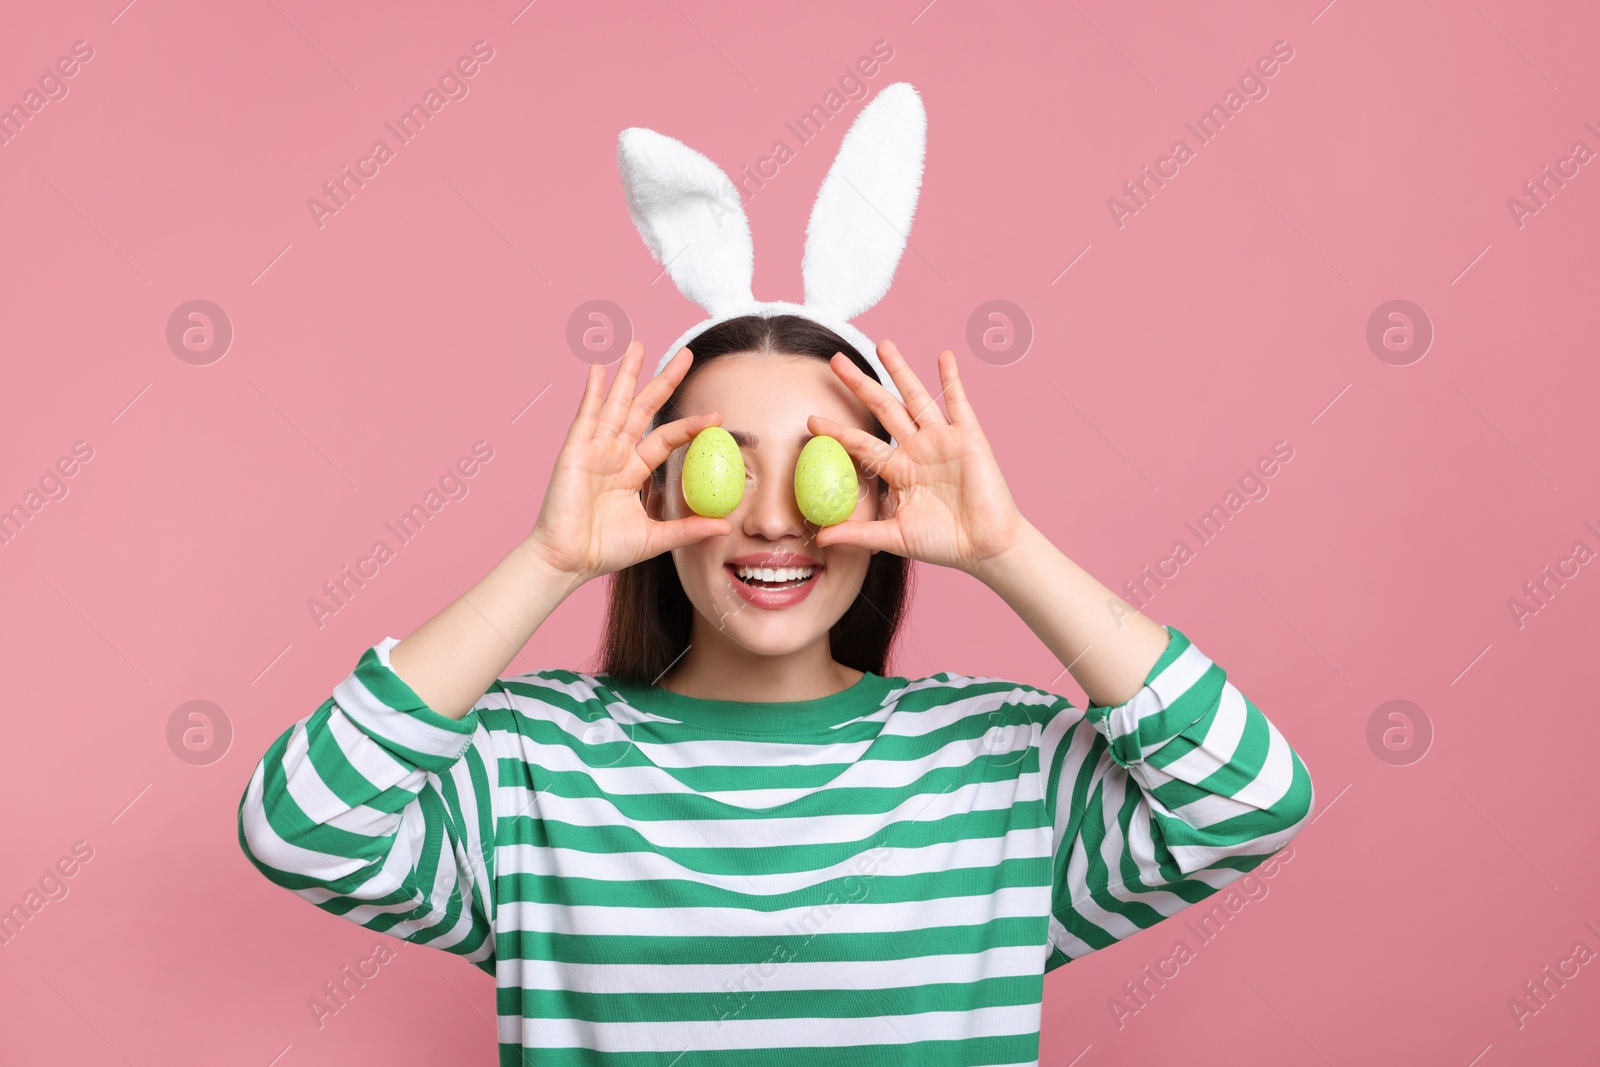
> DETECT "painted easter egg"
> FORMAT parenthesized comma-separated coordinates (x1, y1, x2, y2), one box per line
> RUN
(681, 426, 745, 518)
(794, 435, 858, 527)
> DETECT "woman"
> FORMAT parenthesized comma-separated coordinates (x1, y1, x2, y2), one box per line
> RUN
(238, 312, 1314, 1064)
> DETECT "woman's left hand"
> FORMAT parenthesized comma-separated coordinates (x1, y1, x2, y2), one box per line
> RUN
(807, 340, 1032, 578)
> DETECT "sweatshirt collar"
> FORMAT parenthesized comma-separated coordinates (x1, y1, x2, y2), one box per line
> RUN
(602, 670, 898, 736)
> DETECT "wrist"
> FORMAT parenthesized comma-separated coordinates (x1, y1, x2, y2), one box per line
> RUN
(510, 536, 588, 601)
(968, 517, 1051, 590)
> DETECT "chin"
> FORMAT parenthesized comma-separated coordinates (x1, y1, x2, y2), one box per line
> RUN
(695, 565, 860, 655)
(716, 620, 820, 658)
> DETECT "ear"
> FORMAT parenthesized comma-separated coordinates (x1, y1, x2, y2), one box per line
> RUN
(801, 83, 927, 323)
(641, 468, 669, 521)
(618, 127, 755, 317)
(878, 475, 898, 525)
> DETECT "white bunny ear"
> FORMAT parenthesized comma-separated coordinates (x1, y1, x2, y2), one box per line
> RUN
(802, 82, 927, 323)
(618, 127, 755, 317)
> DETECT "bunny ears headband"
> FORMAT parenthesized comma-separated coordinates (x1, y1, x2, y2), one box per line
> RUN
(617, 81, 928, 408)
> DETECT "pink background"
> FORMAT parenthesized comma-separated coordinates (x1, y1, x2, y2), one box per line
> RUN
(2, 0, 1597, 1063)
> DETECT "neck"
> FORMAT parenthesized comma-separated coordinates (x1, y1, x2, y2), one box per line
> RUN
(660, 615, 864, 702)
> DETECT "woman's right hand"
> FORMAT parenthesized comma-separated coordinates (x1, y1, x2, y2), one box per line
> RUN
(524, 340, 731, 585)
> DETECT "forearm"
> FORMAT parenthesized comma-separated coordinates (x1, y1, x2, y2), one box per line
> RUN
(239, 635, 497, 955)
(388, 538, 584, 719)
(973, 519, 1170, 708)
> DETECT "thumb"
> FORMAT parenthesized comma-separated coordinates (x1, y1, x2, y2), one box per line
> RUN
(814, 518, 902, 555)
(645, 515, 732, 555)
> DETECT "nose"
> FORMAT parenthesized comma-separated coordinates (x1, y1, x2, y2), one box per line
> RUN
(739, 459, 808, 542)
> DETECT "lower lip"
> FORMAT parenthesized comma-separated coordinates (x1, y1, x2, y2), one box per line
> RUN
(725, 565, 821, 609)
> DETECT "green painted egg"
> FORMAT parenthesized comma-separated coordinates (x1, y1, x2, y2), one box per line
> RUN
(794, 435, 858, 526)
(681, 426, 745, 518)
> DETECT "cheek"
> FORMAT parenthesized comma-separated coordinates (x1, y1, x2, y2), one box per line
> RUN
(672, 539, 724, 602)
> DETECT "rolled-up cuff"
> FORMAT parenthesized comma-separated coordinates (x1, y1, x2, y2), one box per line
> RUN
(330, 637, 479, 772)
(1082, 625, 1220, 768)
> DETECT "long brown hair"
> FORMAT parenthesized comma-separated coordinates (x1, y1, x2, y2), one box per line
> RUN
(595, 314, 912, 685)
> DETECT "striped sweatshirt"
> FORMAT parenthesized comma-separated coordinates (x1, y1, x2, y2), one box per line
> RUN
(237, 623, 1313, 1065)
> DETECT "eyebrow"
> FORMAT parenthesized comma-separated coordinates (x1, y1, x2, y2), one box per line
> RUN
(724, 430, 814, 449)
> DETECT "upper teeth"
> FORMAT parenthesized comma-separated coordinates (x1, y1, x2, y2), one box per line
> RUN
(736, 566, 815, 581)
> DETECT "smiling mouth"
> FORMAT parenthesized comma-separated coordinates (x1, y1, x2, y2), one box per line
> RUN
(727, 564, 819, 589)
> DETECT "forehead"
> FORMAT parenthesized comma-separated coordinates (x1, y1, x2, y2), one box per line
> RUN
(671, 352, 877, 439)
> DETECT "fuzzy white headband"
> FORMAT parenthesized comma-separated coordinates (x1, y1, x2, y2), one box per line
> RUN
(617, 81, 928, 409)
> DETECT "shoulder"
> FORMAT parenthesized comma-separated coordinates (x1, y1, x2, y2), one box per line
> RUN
(887, 669, 1077, 720)
(475, 667, 617, 728)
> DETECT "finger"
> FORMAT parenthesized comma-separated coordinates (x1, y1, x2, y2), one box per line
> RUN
(878, 339, 950, 429)
(936, 348, 980, 427)
(637, 410, 722, 473)
(595, 340, 646, 437)
(624, 347, 689, 440)
(566, 361, 607, 445)
(644, 514, 732, 555)
(814, 516, 905, 555)
(830, 352, 919, 441)
(806, 415, 899, 483)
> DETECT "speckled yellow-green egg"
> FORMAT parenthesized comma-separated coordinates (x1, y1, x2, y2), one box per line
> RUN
(794, 435, 858, 526)
(681, 426, 745, 517)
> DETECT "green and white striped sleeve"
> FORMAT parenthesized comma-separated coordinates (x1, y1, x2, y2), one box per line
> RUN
(237, 637, 501, 973)
(1040, 624, 1314, 967)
